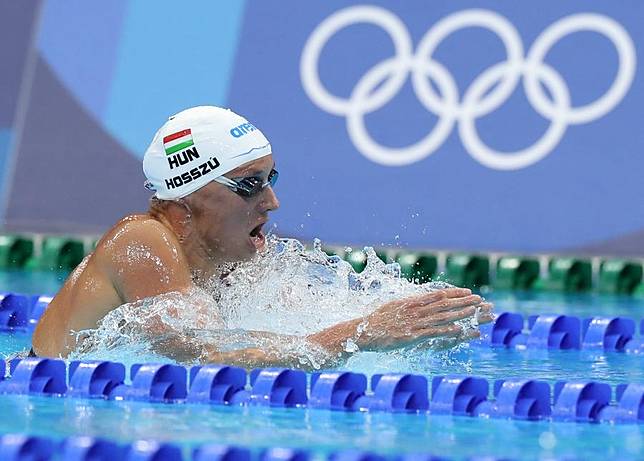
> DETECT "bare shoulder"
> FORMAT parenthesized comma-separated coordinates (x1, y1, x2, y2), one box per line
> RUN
(97, 214, 180, 254)
(94, 214, 192, 302)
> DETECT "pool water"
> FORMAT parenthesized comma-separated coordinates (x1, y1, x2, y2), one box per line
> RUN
(0, 269, 67, 297)
(0, 270, 642, 460)
(0, 393, 642, 460)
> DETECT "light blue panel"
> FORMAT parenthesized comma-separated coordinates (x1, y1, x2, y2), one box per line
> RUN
(37, 0, 128, 120)
(104, 0, 246, 158)
(0, 129, 13, 201)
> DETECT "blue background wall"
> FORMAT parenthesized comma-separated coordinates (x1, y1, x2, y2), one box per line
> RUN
(1, 0, 642, 255)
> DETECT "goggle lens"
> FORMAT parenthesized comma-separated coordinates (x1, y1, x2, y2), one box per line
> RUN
(231, 168, 279, 197)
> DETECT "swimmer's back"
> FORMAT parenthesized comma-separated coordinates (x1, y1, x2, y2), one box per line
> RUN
(32, 214, 191, 357)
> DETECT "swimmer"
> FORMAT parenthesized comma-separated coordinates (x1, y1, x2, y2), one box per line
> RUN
(31, 106, 493, 367)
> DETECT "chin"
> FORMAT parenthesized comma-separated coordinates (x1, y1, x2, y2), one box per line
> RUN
(230, 244, 259, 263)
(237, 250, 257, 262)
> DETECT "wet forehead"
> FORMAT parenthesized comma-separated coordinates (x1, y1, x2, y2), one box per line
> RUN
(227, 155, 274, 177)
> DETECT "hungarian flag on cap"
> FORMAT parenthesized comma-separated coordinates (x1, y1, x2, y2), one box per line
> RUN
(163, 129, 194, 156)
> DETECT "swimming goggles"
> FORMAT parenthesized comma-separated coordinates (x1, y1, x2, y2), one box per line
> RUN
(213, 168, 279, 198)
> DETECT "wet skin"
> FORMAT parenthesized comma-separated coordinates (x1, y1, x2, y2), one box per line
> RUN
(32, 155, 493, 367)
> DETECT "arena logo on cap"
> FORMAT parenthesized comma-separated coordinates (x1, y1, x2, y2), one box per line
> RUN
(230, 123, 256, 138)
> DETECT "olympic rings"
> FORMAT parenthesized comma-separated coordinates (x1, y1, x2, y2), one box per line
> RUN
(300, 6, 636, 170)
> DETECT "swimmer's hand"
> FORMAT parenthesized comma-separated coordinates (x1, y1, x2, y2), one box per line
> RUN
(359, 287, 493, 350)
(308, 287, 493, 354)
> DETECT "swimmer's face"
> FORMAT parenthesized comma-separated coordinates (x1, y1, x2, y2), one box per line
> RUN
(185, 155, 279, 263)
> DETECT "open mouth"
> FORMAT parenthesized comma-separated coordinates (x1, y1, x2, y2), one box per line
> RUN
(249, 223, 266, 250)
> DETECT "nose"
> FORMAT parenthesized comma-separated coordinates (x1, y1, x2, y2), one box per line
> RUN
(260, 185, 280, 212)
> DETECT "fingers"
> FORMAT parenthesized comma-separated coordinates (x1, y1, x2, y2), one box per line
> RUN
(478, 312, 495, 325)
(477, 302, 493, 311)
(397, 290, 447, 307)
(421, 295, 483, 315)
(413, 305, 476, 330)
(398, 287, 473, 308)
(416, 323, 463, 338)
(475, 302, 495, 324)
(415, 322, 484, 344)
(440, 287, 472, 298)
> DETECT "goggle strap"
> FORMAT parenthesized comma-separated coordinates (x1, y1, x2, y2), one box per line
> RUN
(213, 176, 239, 189)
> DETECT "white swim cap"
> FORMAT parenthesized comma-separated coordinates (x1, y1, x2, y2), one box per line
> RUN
(143, 106, 272, 199)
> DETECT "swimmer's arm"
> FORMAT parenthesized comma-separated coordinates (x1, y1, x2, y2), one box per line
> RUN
(203, 346, 324, 370)
(202, 331, 348, 370)
(307, 318, 363, 355)
(201, 312, 426, 369)
(148, 329, 343, 370)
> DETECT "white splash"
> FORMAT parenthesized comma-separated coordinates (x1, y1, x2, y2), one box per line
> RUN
(71, 236, 475, 372)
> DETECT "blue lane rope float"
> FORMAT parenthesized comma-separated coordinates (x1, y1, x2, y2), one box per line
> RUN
(0, 293, 52, 332)
(1, 358, 642, 425)
(188, 365, 248, 405)
(67, 361, 126, 398)
(0, 432, 578, 461)
(309, 371, 367, 411)
(260, 447, 311, 461)
(194, 444, 253, 461)
(476, 312, 644, 353)
(0, 434, 56, 461)
(62, 436, 124, 460)
(0, 295, 30, 331)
